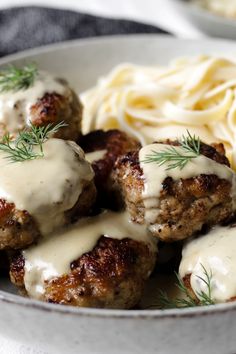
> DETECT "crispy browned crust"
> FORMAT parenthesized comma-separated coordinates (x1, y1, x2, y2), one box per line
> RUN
(9, 252, 25, 287)
(0, 199, 40, 250)
(10, 237, 156, 309)
(113, 141, 234, 242)
(30, 87, 82, 141)
(182, 273, 199, 303)
(210, 142, 227, 158)
(0, 83, 82, 142)
(80, 130, 140, 209)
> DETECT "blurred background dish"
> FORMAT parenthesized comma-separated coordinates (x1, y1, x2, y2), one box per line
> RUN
(170, 0, 236, 39)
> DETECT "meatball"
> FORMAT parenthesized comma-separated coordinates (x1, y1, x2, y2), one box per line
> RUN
(29, 86, 82, 141)
(0, 72, 82, 141)
(0, 139, 96, 250)
(179, 224, 236, 304)
(0, 201, 40, 250)
(113, 140, 235, 242)
(80, 129, 140, 209)
(10, 236, 156, 309)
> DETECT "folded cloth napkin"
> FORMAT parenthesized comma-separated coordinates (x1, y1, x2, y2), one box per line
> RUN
(0, 6, 168, 57)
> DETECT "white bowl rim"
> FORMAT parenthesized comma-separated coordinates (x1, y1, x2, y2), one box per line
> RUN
(1, 33, 236, 66)
(1, 287, 236, 318)
(1, 34, 236, 318)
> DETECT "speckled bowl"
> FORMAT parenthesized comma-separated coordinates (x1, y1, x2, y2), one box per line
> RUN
(1, 35, 236, 354)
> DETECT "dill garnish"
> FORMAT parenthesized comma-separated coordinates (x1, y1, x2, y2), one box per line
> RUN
(0, 64, 38, 92)
(0, 121, 67, 163)
(19, 121, 67, 146)
(158, 265, 215, 309)
(143, 130, 201, 170)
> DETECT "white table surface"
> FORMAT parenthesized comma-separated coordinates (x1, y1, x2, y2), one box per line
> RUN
(0, 1, 204, 353)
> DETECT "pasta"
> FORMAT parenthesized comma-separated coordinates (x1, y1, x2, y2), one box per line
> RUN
(81, 55, 236, 168)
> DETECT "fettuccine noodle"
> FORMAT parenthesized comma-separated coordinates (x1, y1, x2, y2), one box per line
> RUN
(81, 55, 236, 168)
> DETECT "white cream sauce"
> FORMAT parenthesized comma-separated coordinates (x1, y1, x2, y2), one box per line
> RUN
(179, 225, 236, 303)
(0, 71, 67, 133)
(85, 149, 107, 163)
(139, 143, 236, 225)
(23, 210, 157, 299)
(0, 138, 94, 235)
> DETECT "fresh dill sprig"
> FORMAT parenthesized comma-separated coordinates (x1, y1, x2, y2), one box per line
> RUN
(143, 130, 201, 170)
(0, 64, 38, 92)
(158, 290, 197, 309)
(0, 121, 67, 163)
(194, 265, 215, 306)
(18, 121, 67, 146)
(181, 130, 200, 155)
(0, 133, 40, 163)
(158, 265, 215, 309)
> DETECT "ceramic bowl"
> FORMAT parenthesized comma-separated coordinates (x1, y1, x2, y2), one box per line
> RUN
(1, 35, 236, 353)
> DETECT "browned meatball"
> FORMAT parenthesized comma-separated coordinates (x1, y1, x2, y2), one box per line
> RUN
(0, 139, 96, 251)
(30, 86, 82, 141)
(182, 273, 236, 305)
(179, 223, 236, 304)
(113, 141, 234, 242)
(0, 181, 96, 251)
(80, 129, 140, 209)
(0, 77, 82, 141)
(181, 273, 236, 305)
(10, 236, 156, 309)
(0, 199, 40, 251)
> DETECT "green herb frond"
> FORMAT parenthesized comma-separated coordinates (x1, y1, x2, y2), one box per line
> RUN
(18, 121, 67, 146)
(0, 133, 38, 162)
(143, 146, 198, 170)
(158, 265, 215, 309)
(181, 130, 200, 156)
(0, 64, 38, 92)
(195, 265, 215, 306)
(0, 121, 67, 163)
(158, 289, 196, 309)
(143, 130, 201, 170)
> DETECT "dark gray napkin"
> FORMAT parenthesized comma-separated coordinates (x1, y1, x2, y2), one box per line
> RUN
(0, 6, 168, 57)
